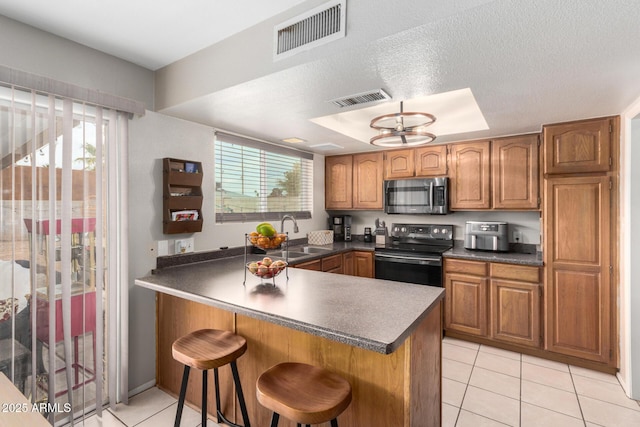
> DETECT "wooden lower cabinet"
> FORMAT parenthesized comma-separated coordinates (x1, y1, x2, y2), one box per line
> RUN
(445, 272, 488, 336)
(490, 279, 541, 348)
(342, 251, 354, 276)
(294, 259, 321, 271)
(353, 251, 374, 278)
(445, 259, 542, 348)
(294, 250, 373, 278)
(322, 253, 343, 274)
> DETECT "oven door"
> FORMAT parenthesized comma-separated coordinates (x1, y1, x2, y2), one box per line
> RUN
(374, 252, 443, 286)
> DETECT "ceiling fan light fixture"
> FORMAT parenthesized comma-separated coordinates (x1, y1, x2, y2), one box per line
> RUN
(369, 101, 436, 147)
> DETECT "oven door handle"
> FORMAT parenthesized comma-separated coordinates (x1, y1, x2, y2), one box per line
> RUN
(375, 253, 442, 265)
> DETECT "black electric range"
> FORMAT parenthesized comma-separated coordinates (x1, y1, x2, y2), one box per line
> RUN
(374, 223, 454, 286)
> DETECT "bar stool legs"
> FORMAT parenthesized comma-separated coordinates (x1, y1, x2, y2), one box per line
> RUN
(172, 329, 250, 427)
(173, 362, 250, 427)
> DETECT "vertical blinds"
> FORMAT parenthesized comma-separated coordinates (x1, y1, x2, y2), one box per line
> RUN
(214, 132, 313, 223)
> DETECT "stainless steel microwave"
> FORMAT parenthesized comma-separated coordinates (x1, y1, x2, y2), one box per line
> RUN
(383, 177, 449, 215)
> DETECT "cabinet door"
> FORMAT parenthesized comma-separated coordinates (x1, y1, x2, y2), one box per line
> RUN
(543, 176, 612, 363)
(492, 135, 540, 209)
(353, 251, 374, 278)
(384, 149, 415, 179)
(353, 152, 384, 209)
(449, 141, 491, 209)
(415, 145, 447, 177)
(444, 273, 488, 336)
(322, 254, 343, 273)
(490, 279, 541, 348)
(543, 117, 614, 175)
(294, 259, 322, 271)
(325, 155, 353, 209)
(342, 251, 354, 276)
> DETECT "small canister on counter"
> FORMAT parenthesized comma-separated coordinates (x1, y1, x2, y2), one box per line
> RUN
(364, 227, 372, 243)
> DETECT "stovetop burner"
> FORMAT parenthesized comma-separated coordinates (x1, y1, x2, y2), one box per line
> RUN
(376, 223, 454, 255)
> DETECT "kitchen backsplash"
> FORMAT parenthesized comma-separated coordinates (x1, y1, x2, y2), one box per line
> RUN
(326, 210, 541, 247)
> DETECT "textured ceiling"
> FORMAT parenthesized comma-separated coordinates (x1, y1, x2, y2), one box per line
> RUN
(2, 0, 640, 155)
(0, 0, 307, 70)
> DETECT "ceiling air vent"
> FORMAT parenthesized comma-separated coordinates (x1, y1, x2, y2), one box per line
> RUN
(329, 89, 392, 108)
(274, 0, 346, 60)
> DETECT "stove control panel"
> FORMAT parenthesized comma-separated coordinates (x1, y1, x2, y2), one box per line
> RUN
(390, 223, 454, 241)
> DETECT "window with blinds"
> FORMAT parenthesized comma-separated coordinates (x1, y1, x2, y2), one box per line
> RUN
(214, 132, 313, 222)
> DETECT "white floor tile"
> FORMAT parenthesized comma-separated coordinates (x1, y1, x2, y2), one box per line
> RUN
(443, 357, 474, 383)
(109, 388, 176, 426)
(520, 402, 584, 427)
(443, 336, 481, 351)
(456, 409, 511, 426)
(569, 364, 621, 385)
(579, 395, 640, 426)
(442, 402, 460, 427)
(461, 386, 520, 426)
(521, 379, 582, 418)
(521, 354, 569, 373)
(469, 366, 521, 399)
(521, 362, 574, 392)
(443, 342, 478, 365)
(137, 402, 202, 427)
(572, 374, 640, 411)
(443, 377, 467, 407)
(82, 411, 127, 427)
(474, 351, 521, 378)
(479, 344, 521, 361)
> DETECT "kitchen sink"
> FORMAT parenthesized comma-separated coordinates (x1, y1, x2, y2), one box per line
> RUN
(294, 245, 333, 254)
(279, 250, 309, 259)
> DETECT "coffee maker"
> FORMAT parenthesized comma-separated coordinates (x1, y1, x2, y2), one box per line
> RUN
(331, 215, 352, 241)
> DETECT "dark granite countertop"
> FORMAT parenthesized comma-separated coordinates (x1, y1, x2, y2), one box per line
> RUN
(135, 253, 444, 354)
(443, 241, 543, 266)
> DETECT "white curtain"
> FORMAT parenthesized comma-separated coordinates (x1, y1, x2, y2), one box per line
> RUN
(0, 82, 130, 425)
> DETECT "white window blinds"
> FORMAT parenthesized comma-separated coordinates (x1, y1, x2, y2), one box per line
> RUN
(215, 132, 313, 223)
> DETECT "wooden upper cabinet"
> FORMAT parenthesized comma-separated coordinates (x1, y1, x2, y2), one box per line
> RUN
(492, 134, 540, 210)
(384, 149, 415, 179)
(325, 155, 353, 210)
(543, 175, 612, 364)
(543, 117, 616, 175)
(415, 145, 448, 177)
(449, 140, 491, 209)
(352, 152, 383, 209)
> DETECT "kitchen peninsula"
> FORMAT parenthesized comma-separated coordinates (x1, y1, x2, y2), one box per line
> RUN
(135, 255, 444, 427)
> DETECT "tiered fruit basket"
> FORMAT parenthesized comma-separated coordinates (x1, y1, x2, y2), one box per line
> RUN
(244, 228, 289, 285)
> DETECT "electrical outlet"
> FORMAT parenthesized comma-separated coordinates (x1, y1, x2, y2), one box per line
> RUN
(513, 231, 523, 243)
(175, 238, 194, 254)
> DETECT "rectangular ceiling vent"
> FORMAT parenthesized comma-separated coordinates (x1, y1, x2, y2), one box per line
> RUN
(329, 89, 392, 108)
(274, 0, 346, 60)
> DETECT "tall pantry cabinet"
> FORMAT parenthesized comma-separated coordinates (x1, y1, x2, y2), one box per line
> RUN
(542, 116, 619, 367)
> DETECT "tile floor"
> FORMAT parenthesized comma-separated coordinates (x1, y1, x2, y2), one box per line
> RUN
(442, 336, 640, 427)
(77, 337, 640, 427)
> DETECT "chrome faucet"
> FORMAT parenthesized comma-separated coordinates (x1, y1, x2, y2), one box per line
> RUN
(281, 214, 299, 234)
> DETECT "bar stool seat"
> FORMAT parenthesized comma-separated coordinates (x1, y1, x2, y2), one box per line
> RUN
(256, 362, 352, 426)
(172, 329, 250, 427)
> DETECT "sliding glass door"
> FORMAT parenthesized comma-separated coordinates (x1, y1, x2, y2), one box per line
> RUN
(0, 83, 127, 425)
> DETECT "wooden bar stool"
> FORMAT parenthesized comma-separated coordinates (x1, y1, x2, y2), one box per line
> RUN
(256, 362, 352, 427)
(172, 329, 250, 427)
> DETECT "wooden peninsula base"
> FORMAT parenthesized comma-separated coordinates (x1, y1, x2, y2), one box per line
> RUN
(156, 293, 442, 427)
